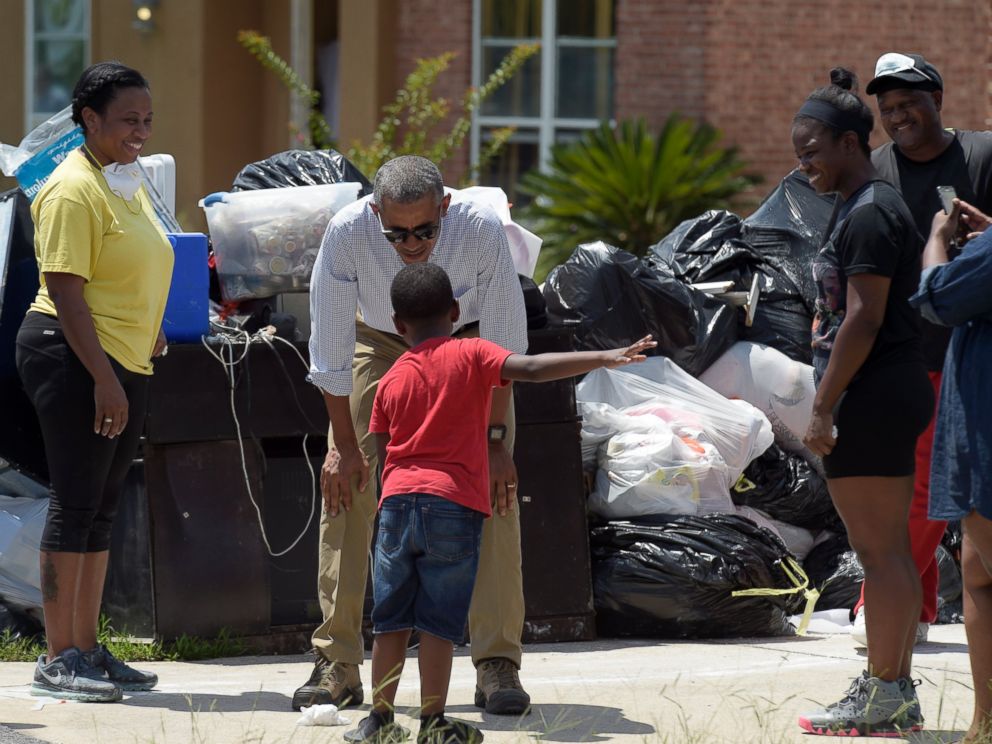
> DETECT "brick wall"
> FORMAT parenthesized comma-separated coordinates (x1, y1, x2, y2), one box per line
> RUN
(393, 0, 473, 183)
(391, 0, 992, 196)
(617, 0, 992, 199)
(615, 0, 707, 122)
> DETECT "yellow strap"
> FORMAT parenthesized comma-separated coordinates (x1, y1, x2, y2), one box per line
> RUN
(733, 474, 757, 494)
(731, 556, 820, 636)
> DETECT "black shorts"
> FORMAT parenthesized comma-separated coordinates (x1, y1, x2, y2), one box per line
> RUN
(823, 362, 934, 479)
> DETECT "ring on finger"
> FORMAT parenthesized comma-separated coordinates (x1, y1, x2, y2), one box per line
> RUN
(103, 417, 113, 423)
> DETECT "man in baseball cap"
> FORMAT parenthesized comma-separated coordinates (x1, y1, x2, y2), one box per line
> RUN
(865, 52, 944, 95)
(849, 52, 992, 653)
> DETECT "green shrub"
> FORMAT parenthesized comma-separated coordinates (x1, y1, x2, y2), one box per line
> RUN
(238, 30, 538, 183)
(519, 116, 760, 281)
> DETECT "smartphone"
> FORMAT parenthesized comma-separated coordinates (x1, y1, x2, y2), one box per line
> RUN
(937, 185, 957, 214)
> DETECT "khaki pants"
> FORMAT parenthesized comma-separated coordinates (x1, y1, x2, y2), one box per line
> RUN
(311, 320, 525, 667)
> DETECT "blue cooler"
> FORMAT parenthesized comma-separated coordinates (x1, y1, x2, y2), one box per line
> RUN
(162, 232, 209, 342)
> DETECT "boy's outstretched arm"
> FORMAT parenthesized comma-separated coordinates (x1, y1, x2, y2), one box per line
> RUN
(501, 335, 656, 383)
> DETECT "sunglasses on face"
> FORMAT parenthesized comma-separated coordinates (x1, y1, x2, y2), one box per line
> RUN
(377, 206, 443, 244)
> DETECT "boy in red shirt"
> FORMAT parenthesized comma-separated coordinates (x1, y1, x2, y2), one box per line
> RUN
(344, 263, 654, 743)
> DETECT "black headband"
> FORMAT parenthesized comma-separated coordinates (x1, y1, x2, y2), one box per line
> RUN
(796, 99, 871, 142)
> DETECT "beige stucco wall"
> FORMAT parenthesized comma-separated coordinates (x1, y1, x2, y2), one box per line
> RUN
(1, 0, 294, 231)
(0, 0, 27, 194)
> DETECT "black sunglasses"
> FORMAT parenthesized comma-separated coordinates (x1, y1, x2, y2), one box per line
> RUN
(377, 207, 443, 244)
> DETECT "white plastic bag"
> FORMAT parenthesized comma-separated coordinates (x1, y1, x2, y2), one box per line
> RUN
(699, 341, 821, 470)
(296, 703, 350, 726)
(453, 186, 542, 278)
(0, 107, 84, 200)
(578, 358, 773, 519)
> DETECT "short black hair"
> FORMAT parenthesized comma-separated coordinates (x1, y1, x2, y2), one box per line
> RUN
(71, 61, 149, 133)
(390, 263, 455, 323)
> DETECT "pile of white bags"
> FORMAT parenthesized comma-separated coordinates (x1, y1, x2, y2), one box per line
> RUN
(577, 357, 773, 520)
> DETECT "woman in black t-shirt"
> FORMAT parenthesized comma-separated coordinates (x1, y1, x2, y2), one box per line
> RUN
(792, 70, 933, 737)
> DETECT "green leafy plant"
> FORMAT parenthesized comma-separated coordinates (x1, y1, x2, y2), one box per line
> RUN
(0, 616, 246, 663)
(237, 30, 538, 183)
(519, 116, 761, 280)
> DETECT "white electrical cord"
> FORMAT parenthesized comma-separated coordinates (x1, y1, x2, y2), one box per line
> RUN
(200, 324, 318, 557)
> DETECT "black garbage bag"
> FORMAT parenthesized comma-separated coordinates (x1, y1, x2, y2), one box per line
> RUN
(231, 149, 372, 195)
(741, 168, 836, 307)
(543, 242, 738, 377)
(649, 209, 744, 275)
(591, 513, 807, 639)
(650, 225, 815, 363)
(936, 543, 962, 607)
(942, 521, 962, 554)
(0, 601, 43, 641)
(734, 444, 841, 531)
(518, 275, 547, 330)
(647, 172, 835, 364)
(0, 189, 48, 482)
(803, 532, 862, 612)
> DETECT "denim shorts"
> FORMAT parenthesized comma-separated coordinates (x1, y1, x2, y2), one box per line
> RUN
(371, 493, 485, 643)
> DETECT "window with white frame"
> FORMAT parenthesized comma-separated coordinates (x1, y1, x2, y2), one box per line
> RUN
(471, 0, 615, 201)
(26, 0, 91, 131)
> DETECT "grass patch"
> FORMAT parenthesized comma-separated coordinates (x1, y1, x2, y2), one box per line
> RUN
(0, 615, 246, 662)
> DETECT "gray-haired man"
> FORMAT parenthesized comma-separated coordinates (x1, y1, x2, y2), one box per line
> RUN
(295, 155, 531, 716)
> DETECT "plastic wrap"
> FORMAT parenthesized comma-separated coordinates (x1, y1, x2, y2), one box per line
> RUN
(0, 107, 84, 200)
(734, 444, 841, 531)
(591, 513, 807, 638)
(200, 183, 362, 301)
(544, 242, 738, 377)
(577, 358, 773, 519)
(0, 495, 47, 611)
(231, 148, 372, 196)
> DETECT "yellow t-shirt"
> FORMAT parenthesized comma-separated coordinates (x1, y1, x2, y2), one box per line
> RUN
(29, 149, 174, 375)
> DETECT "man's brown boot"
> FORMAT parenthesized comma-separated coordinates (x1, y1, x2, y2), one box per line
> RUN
(291, 655, 364, 711)
(474, 657, 530, 715)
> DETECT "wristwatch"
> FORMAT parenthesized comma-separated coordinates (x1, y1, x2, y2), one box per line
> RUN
(487, 424, 508, 443)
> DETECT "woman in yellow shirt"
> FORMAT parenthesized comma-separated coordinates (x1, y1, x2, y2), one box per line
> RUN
(15, 61, 173, 702)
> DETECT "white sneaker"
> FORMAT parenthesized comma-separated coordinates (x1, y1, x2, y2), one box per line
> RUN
(851, 607, 867, 646)
(851, 607, 930, 647)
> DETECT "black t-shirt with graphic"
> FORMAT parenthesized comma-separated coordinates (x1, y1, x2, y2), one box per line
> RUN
(872, 130, 992, 370)
(812, 180, 923, 382)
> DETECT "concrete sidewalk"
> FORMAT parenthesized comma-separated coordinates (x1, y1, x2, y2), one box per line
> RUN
(0, 624, 974, 743)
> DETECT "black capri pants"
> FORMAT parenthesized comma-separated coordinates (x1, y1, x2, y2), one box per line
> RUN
(15, 312, 149, 552)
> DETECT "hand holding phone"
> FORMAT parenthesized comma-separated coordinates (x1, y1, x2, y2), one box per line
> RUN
(937, 185, 957, 214)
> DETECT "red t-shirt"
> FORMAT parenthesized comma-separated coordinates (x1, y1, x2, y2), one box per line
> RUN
(369, 337, 513, 516)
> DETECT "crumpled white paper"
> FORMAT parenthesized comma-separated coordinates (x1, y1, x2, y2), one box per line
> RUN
(295, 703, 350, 726)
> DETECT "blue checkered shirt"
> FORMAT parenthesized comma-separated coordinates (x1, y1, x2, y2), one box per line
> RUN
(308, 193, 528, 396)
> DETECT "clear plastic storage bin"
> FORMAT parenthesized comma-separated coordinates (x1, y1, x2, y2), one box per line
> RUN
(200, 182, 362, 301)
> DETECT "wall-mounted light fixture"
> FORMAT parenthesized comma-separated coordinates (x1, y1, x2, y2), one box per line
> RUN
(132, 0, 160, 33)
